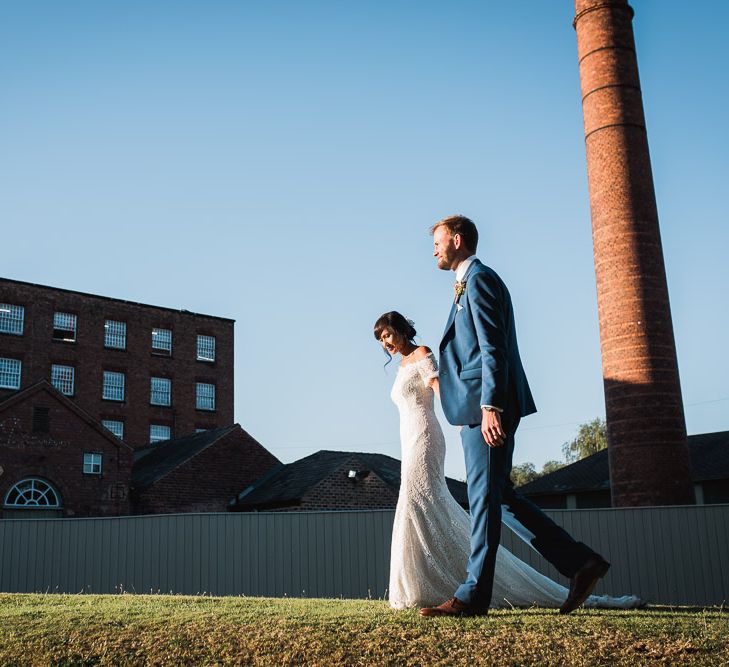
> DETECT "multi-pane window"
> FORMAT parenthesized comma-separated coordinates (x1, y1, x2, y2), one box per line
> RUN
(196, 335, 216, 362)
(151, 328, 172, 355)
(4, 478, 61, 508)
(83, 453, 103, 475)
(51, 365, 75, 395)
(52, 312, 77, 342)
(0, 304, 24, 335)
(102, 371, 125, 401)
(196, 383, 216, 411)
(0, 357, 22, 389)
(104, 320, 127, 349)
(102, 420, 124, 440)
(150, 424, 171, 443)
(150, 377, 172, 406)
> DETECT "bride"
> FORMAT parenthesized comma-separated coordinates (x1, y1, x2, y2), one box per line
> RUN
(375, 310, 642, 611)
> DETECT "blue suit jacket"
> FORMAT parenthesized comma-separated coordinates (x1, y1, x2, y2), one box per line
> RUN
(439, 259, 537, 426)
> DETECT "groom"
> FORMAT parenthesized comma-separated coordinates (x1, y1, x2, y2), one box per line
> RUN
(420, 215, 610, 617)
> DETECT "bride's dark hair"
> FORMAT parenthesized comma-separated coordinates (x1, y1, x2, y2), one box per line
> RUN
(373, 311, 417, 366)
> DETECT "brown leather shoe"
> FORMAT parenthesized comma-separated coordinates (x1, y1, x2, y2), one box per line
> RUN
(420, 597, 485, 617)
(559, 556, 611, 614)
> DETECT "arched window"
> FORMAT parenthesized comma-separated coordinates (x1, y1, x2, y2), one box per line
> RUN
(4, 478, 62, 509)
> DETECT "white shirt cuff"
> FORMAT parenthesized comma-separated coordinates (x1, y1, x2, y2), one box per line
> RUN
(481, 405, 503, 413)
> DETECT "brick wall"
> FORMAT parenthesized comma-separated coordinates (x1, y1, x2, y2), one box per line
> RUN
(0, 278, 234, 449)
(573, 0, 693, 506)
(279, 456, 399, 511)
(0, 385, 133, 517)
(133, 427, 280, 514)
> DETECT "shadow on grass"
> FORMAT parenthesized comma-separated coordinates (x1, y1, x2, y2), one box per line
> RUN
(626, 604, 728, 617)
(466, 604, 729, 622)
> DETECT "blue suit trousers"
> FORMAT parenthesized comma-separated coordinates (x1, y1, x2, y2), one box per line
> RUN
(455, 418, 595, 609)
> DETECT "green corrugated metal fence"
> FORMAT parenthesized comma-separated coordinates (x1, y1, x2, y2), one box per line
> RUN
(1, 505, 727, 605)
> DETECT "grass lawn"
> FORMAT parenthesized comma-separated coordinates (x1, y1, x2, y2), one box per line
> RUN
(0, 594, 727, 666)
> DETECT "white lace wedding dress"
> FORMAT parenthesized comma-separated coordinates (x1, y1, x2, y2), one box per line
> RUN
(388, 353, 642, 610)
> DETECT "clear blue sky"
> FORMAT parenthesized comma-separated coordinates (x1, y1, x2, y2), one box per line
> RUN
(2, 1, 727, 480)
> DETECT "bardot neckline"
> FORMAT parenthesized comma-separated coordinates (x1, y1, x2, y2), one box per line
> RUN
(398, 351, 435, 371)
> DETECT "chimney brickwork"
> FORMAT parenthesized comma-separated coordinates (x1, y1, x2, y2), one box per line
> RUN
(573, 0, 694, 506)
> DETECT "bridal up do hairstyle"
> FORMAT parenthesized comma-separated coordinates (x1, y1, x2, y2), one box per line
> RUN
(374, 311, 417, 364)
(430, 214, 479, 253)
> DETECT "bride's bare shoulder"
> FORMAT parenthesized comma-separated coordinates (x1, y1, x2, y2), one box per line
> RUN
(411, 346, 433, 360)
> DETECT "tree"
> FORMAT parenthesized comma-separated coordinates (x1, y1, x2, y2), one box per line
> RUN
(511, 460, 565, 487)
(511, 462, 538, 487)
(541, 460, 565, 475)
(562, 417, 607, 463)
(510, 418, 608, 488)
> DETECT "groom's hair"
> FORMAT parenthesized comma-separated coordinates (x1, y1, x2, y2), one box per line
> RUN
(430, 215, 478, 252)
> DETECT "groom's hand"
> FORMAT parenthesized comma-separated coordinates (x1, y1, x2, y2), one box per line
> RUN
(481, 408, 506, 447)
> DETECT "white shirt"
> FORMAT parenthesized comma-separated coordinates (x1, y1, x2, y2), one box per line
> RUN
(455, 255, 477, 282)
(453, 255, 502, 413)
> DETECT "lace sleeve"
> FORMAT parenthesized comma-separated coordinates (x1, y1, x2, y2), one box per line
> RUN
(416, 354, 439, 387)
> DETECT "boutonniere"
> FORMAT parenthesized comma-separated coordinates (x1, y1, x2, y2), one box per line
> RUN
(454, 280, 466, 303)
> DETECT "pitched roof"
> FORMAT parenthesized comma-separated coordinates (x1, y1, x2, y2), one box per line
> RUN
(0, 380, 133, 451)
(686, 431, 729, 482)
(518, 431, 729, 496)
(230, 449, 469, 510)
(132, 424, 241, 490)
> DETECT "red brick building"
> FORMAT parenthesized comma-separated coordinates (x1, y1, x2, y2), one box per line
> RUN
(132, 425, 280, 514)
(0, 381, 134, 518)
(0, 278, 234, 449)
(230, 450, 469, 512)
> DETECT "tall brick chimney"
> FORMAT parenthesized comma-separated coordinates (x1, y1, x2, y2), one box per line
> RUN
(573, 0, 694, 506)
